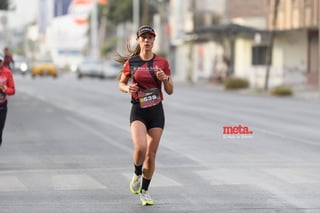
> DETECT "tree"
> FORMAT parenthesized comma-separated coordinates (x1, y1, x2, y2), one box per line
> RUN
(264, 0, 280, 91)
(96, 0, 158, 56)
(0, 0, 13, 10)
(104, 0, 157, 26)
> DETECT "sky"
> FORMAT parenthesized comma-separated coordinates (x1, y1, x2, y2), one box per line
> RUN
(4, 0, 38, 28)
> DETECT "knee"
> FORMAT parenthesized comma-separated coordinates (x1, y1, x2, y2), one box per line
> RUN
(135, 146, 147, 156)
(145, 152, 156, 164)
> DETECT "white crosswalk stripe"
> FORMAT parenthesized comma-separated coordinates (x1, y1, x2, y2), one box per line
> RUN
(264, 168, 320, 184)
(195, 168, 320, 186)
(52, 174, 107, 190)
(0, 171, 182, 192)
(123, 172, 182, 187)
(0, 176, 27, 192)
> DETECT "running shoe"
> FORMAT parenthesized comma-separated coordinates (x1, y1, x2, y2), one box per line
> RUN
(130, 173, 142, 194)
(140, 189, 154, 206)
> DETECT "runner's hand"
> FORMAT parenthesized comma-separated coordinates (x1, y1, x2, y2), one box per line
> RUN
(128, 83, 138, 94)
(156, 66, 168, 81)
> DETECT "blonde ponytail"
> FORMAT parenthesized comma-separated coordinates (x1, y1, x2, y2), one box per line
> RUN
(114, 43, 141, 65)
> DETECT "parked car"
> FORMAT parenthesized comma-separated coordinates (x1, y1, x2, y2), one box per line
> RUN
(12, 56, 30, 75)
(77, 59, 104, 79)
(31, 58, 58, 78)
(102, 60, 121, 79)
(77, 59, 120, 79)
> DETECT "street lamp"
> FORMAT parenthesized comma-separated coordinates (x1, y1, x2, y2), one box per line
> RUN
(91, 0, 99, 58)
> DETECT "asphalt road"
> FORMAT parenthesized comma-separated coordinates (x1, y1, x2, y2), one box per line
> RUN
(0, 73, 319, 213)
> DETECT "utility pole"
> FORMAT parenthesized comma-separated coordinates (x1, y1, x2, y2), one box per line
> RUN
(98, 7, 107, 52)
(142, 0, 149, 25)
(187, 0, 196, 84)
(91, 0, 99, 59)
(264, 0, 280, 91)
(0, 14, 9, 45)
(318, 0, 320, 94)
(133, 0, 140, 32)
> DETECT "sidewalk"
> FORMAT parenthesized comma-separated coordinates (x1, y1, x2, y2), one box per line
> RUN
(292, 87, 320, 101)
(177, 80, 320, 101)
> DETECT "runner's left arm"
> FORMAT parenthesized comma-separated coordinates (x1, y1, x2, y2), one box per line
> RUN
(3, 73, 15, 95)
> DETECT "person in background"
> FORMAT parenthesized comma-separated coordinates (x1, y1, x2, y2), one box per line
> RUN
(0, 54, 15, 147)
(3, 47, 14, 70)
(117, 25, 174, 206)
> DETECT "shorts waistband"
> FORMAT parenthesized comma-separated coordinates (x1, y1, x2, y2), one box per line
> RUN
(131, 99, 139, 104)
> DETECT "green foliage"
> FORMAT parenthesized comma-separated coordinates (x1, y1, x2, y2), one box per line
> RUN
(270, 86, 293, 96)
(105, 0, 158, 25)
(224, 77, 249, 90)
(101, 37, 121, 56)
(0, 0, 10, 10)
(106, 0, 132, 24)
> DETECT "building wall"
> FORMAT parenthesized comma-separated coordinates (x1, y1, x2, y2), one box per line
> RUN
(233, 36, 283, 88)
(194, 41, 225, 81)
(226, 0, 266, 29)
(234, 38, 252, 78)
(240, 30, 308, 88)
(173, 44, 191, 82)
(267, 0, 319, 30)
(169, 0, 189, 41)
(265, 0, 318, 86)
(197, 0, 226, 13)
(280, 31, 307, 68)
(170, 0, 313, 86)
(280, 30, 308, 85)
(226, 0, 265, 19)
(246, 41, 285, 89)
(232, 31, 308, 88)
(169, 0, 227, 82)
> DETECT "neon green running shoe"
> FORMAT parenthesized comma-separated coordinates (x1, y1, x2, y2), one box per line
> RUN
(130, 174, 142, 194)
(140, 189, 154, 206)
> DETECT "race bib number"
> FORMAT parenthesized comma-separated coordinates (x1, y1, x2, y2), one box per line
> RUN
(138, 88, 161, 108)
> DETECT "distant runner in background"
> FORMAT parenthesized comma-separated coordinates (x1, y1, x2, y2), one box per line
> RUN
(0, 54, 15, 147)
(3, 47, 14, 70)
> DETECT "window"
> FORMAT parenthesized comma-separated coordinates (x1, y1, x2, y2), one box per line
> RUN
(252, 45, 271, 65)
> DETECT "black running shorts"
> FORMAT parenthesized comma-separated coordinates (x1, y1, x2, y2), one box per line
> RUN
(130, 102, 165, 130)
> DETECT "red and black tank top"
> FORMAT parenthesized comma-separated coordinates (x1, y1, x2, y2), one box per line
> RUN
(123, 54, 171, 102)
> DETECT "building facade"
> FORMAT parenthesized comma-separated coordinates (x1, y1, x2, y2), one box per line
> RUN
(266, 0, 319, 86)
(170, 0, 319, 88)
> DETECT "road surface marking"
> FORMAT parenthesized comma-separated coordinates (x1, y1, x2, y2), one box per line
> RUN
(123, 172, 182, 187)
(52, 174, 107, 190)
(0, 176, 27, 192)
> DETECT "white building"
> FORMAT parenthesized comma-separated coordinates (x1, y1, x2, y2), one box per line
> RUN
(168, 0, 314, 89)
